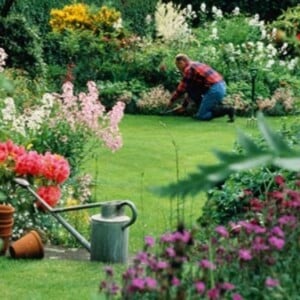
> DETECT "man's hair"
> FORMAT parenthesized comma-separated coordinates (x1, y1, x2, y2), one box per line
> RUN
(175, 53, 190, 63)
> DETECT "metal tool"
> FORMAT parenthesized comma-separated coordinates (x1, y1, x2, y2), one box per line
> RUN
(14, 178, 137, 263)
(247, 67, 258, 127)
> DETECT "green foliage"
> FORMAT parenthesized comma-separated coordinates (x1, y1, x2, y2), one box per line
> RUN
(0, 15, 46, 78)
(157, 112, 300, 198)
(97, 79, 147, 112)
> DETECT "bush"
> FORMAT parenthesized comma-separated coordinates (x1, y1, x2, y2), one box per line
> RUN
(0, 15, 46, 78)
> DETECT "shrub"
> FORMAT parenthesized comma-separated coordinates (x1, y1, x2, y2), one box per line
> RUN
(137, 85, 171, 115)
(0, 15, 46, 78)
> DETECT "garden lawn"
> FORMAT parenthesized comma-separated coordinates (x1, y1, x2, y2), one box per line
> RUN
(0, 114, 296, 300)
(83, 114, 294, 253)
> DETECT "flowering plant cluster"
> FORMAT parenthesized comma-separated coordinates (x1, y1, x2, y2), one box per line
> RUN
(49, 3, 122, 33)
(0, 140, 70, 239)
(100, 175, 300, 299)
(0, 139, 70, 208)
(154, 1, 196, 43)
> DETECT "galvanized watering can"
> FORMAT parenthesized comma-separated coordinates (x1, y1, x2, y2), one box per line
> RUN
(14, 178, 137, 263)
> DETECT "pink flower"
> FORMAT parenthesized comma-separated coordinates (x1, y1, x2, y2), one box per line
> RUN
(215, 225, 229, 238)
(200, 259, 216, 270)
(195, 281, 205, 294)
(239, 249, 252, 261)
(15, 151, 44, 176)
(36, 185, 61, 209)
(207, 287, 220, 300)
(144, 277, 157, 290)
(171, 276, 181, 286)
(144, 236, 155, 247)
(232, 293, 244, 300)
(268, 236, 285, 250)
(265, 277, 280, 287)
(165, 247, 176, 257)
(274, 175, 285, 187)
(42, 152, 70, 184)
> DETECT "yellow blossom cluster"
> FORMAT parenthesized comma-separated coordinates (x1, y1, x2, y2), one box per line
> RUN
(49, 3, 121, 33)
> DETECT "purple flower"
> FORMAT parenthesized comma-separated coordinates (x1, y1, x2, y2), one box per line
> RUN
(265, 277, 280, 287)
(215, 225, 229, 238)
(135, 251, 148, 263)
(239, 249, 252, 261)
(278, 215, 297, 227)
(271, 226, 285, 238)
(130, 278, 145, 291)
(160, 232, 173, 243)
(252, 236, 269, 252)
(268, 236, 285, 250)
(144, 277, 157, 290)
(165, 247, 176, 257)
(195, 281, 205, 294)
(207, 287, 220, 300)
(156, 260, 168, 270)
(171, 276, 181, 286)
(172, 230, 191, 243)
(220, 282, 235, 291)
(144, 235, 155, 247)
(200, 259, 216, 270)
(232, 293, 244, 300)
(122, 268, 136, 280)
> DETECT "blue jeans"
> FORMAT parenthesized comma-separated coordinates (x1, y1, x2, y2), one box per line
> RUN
(195, 81, 226, 120)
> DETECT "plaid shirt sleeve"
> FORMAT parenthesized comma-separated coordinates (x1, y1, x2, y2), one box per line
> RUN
(170, 67, 194, 104)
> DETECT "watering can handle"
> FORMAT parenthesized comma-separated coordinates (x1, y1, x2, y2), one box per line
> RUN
(117, 200, 137, 230)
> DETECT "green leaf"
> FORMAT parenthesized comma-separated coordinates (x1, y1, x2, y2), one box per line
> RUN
(257, 112, 291, 153)
(237, 131, 261, 153)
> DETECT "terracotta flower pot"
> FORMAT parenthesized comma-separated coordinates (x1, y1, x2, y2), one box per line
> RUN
(0, 221, 14, 236)
(0, 207, 14, 256)
(0, 204, 15, 220)
(9, 230, 44, 259)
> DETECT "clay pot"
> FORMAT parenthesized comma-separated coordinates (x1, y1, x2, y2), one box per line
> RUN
(0, 205, 15, 256)
(9, 230, 44, 259)
(0, 204, 15, 220)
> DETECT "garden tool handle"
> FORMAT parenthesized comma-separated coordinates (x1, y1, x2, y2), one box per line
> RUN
(117, 200, 137, 230)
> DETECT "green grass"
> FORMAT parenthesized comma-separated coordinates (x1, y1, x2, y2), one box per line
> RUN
(0, 114, 297, 300)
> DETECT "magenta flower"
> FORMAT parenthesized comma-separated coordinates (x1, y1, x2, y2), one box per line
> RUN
(271, 226, 285, 238)
(165, 247, 176, 257)
(144, 236, 155, 248)
(144, 277, 157, 290)
(268, 236, 285, 250)
(220, 282, 235, 291)
(130, 278, 145, 291)
(238, 249, 252, 261)
(278, 215, 297, 227)
(274, 175, 285, 187)
(232, 293, 244, 300)
(215, 225, 229, 238)
(156, 260, 168, 270)
(207, 287, 220, 300)
(195, 281, 205, 294)
(265, 277, 280, 287)
(171, 276, 181, 286)
(200, 259, 216, 270)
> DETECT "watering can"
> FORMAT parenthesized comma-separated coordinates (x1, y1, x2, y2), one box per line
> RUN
(90, 200, 137, 262)
(14, 178, 137, 263)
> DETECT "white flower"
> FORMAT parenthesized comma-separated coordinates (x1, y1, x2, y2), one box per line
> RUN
(113, 18, 122, 30)
(210, 27, 218, 40)
(232, 7, 240, 16)
(265, 59, 275, 69)
(145, 14, 152, 25)
(200, 3, 206, 13)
